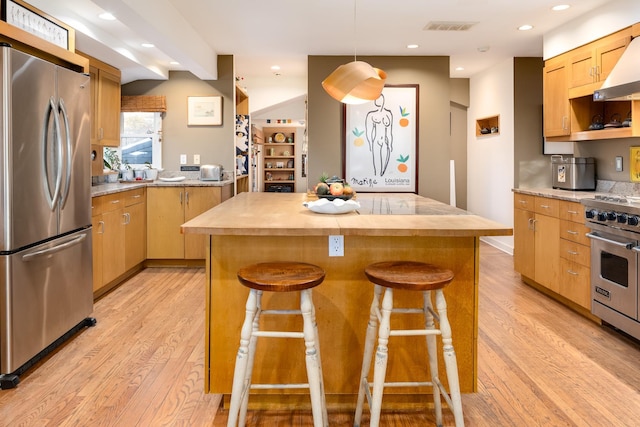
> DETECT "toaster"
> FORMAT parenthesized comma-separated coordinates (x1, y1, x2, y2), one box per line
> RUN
(200, 164, 223, 181)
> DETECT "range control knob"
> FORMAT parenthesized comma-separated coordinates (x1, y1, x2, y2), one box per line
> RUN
(617, 213, 628, 224)
(607, 211, 618, 221)
(628, 215, 640, 226)
(597, 211, 608, 221)
(585, 209, 597, 219)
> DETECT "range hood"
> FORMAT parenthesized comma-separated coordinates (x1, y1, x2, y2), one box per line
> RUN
(593, 37, 640, 101)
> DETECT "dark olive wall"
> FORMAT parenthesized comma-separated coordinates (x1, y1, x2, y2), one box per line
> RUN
(307, 56, 452, 202)
(121, 56, 235, 173)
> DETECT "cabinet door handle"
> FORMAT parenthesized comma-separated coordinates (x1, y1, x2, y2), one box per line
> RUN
(123, 212, 130, 225)
(519, 200, 527, 205)
(566, 230, 578, 235)
(132, 195, 141, 199)
(539, 204, 550, 209)
(185, 191, 189, 206)
(567, 250, 579, 255)
(567, 210, 578, 215)
(110, 200, 120, 204)
(179, 192, 183, 205)
(562, 116, 568, 130)
(567, 269, 578, 276)
(98, 220, 104, 234)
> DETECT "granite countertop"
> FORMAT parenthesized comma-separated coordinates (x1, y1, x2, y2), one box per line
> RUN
(91, 178, 234, 197)
(513, 180, 640, 202)
(181, 192, 512, 238)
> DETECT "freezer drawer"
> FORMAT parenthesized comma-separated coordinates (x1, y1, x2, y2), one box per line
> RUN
(0, 228, 93, 374)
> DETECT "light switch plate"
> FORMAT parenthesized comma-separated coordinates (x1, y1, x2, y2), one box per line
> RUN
(615, 156, 623, 172)
(194, 154, 200, 165)
(180, 154, 187, 165)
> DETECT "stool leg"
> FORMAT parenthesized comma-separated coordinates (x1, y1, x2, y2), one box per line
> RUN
(370, 287, 393, 427)
(238, 290, 262, 426)
(424, 290, 443, 426)
(227, 289, 259, 427)
(354, 284, 383, 427)
(435, 289, 465, 427)
(301, 289, 326, 427)
(310, 292, 329, 426)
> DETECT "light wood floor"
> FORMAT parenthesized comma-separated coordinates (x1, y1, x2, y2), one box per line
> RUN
(1, 244, 640, 426)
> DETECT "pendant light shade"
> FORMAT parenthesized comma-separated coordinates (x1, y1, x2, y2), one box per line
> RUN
(322, 61, 387, 104)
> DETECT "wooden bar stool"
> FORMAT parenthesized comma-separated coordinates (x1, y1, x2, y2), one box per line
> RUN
(354, 261, 464, 427)
(227, 261, 328, 427)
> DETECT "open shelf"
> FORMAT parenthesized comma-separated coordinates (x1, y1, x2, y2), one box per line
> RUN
(476, 115, 500, 136)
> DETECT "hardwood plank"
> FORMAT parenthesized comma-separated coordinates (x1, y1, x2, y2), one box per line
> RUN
(1, 244, 639, 426)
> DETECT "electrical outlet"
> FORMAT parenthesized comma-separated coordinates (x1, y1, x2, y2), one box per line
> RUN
(180, 154, 187, 165)
(615, 156, 623, 172)
(194, 154, 200, 165)
(328, 235, 344, 257)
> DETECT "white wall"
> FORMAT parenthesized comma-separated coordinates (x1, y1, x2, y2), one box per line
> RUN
(467, 59, 515, 254)
(544, 0, 640, 59)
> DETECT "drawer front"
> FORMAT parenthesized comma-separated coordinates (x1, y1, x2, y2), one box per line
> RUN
(559, 200, 584, 223)
(514, 193, 535, 211)
(124, 188, 146, 206)
(560, 219, 590, 246)
(91, 196, 104, 217)
(559, 258, 591, 309)
(534, 196, 559, 217)
(559, 238, 590, 267)
(101, 193, 124, 213)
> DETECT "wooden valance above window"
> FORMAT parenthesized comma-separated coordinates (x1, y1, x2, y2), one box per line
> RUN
(121, 95, 167, 113)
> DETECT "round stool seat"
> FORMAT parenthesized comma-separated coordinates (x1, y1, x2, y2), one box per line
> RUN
(237, 261, 325, 292)
(364, 261, 454, 291)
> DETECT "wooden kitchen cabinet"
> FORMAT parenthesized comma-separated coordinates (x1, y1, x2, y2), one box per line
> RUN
(543, 55, 570, 138)
(147, 186, 232, 260)
(514, 193, 592, 313)
(568, 29, 631, 98)
(513, 194, 560, 292)
(92, 188, 146, 297)
(79, 51, 122, 147)
(558, 200, 591, 309)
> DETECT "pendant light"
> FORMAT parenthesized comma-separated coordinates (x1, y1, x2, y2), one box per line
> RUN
(321, 0, 387, 104)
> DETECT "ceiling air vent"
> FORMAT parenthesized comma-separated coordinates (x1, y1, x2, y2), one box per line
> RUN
(423, 21, 478, 31)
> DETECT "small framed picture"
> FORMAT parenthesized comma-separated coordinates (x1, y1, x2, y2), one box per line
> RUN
(276, 161, 284, 169)
(187, 96, 222, 126)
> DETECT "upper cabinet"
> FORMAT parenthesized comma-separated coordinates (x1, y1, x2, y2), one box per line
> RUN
(543, 55, 570, 138)
(78, 51, 122, 147)
(568, 29, 631, 99)
(544, 25, 639, 141)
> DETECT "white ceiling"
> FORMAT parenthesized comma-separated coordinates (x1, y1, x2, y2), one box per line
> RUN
(27, 0, 612, 91)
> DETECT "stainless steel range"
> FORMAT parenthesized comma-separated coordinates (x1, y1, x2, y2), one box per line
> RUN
(582, 195, 640, 340)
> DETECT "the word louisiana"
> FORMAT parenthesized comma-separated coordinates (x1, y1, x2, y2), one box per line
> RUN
(385, 178, 411, 186)
(350, 177, 411, 187)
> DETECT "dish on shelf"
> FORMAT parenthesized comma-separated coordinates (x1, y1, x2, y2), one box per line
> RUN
(303, 198, 360, 214)
(273, 132, 286, 143)
(159, 176, 186, 182)
(317, 194, 353, 201)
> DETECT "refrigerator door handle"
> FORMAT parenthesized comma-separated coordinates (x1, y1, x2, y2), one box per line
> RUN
(43, 96, 63, 210)
(58, 98, 72, 209)
(21, 234, 87, 261)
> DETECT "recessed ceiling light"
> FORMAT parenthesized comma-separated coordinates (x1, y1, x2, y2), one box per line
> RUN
(270, 65, 280, 71)
(407, 44, 419, 49)
(455, 66, 465, 71)
(141, 43, 155, 48)
(518, 24, 533, 31)
(170, 61, 180, 65)
(98, 12, 116, 21)
(552, 4, 570, 11)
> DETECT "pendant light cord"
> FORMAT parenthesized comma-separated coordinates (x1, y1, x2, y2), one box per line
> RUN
(353, 0, 358, 61)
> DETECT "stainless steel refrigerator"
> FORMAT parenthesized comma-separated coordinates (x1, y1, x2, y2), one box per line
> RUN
(0, 45, 94, 387)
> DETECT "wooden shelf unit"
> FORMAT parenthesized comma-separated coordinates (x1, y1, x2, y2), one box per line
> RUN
(261, 127, 296, 192)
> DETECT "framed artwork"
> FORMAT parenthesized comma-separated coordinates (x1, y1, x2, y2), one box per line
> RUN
(343, 84, 419, 193)
(1, 0, 72, 50)
(188, 96, 222, 125)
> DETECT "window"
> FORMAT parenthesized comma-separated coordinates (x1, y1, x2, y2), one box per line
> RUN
(110, 112, 163, 169)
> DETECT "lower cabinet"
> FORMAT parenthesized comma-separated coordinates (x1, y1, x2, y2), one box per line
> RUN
(146, 185, 232, 260)
(513, 193, 592, 312)
(92, 188, 146, 296)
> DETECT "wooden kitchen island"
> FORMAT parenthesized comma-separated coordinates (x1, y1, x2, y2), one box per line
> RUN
(181, 192, 511, 409)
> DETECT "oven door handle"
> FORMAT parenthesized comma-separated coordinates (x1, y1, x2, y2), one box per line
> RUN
(586, 232, 635, 249)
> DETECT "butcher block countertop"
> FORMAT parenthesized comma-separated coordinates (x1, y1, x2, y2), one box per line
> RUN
(181, 192, 512, 237)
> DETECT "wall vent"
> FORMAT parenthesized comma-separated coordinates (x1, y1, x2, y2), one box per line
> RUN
(423, 21, 478, 31)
